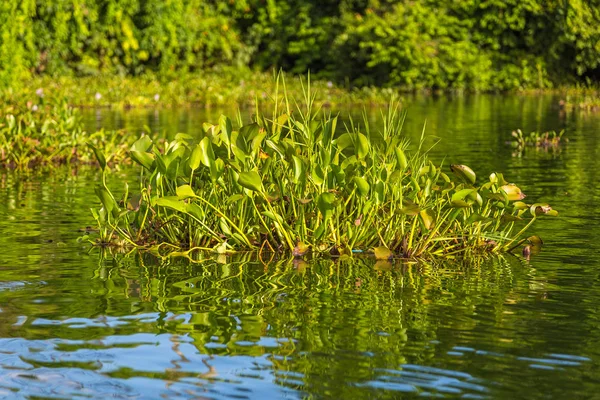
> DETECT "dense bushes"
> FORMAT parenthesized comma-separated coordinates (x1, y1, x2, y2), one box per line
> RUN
(1, 0, 600, 90)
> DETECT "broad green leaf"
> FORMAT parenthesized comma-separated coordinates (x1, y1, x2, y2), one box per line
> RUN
(131, 135, 153, 153)
(452, 188, 477, 203)
(419, 210, 434, 230)
(373, 246, 393, 260)
(335, 133, 353, 151)
(450, 164, 476, 185)
(356, 132, 369, 158)
(189, 142, 203, 171)
(317, 192, 336, 220)
(176, 184, 196, 199)
(501, 184, 526, 201)
(95, 185, 119, 218)
(197, 136, 215, 167)
(156, 197, 187, 213)
(226, 194, 244, 204)
(237, 171, 263, 192)
(292, 155, 305, 184)
(219, 115, 233, 145)
(400, 204, 421, 215)
(395, 147, 408, 170)
(353, 176, 370, 197)
(311, 165, 325, 185)
(374, 181, 385, 203)
(130, 150, 155, 170)
(466, 213, 490, 224)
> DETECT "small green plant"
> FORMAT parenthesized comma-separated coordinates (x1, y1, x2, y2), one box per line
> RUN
(89, 79, 557, 259)
(509, 129, 566, 154)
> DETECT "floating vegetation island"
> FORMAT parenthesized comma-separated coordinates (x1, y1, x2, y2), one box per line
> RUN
(0, 100, 134, 169)
(509, 129, 566, 156)
(88, 82, 557, 260)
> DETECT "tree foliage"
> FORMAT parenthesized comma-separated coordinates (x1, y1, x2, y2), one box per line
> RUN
(1, 0, 599, 90)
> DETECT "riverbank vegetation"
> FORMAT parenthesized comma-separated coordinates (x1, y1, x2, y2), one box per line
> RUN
(1, 70, 398, 109)
(2, 1, 600, 91)
(89, 84, 557, 259)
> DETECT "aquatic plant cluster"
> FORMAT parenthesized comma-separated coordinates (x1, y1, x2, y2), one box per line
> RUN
(509, 129, 566, 155)
(90, 85, 557, 259)
(0, 99, 133, 169)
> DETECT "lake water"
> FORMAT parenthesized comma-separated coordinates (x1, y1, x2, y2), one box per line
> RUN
(1, 94, 600, 398)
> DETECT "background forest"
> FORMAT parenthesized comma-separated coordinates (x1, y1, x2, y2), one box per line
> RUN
(1, 0, 600, 90)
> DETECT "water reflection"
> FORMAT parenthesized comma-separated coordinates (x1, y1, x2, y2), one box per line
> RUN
(0, 253, 597, 399)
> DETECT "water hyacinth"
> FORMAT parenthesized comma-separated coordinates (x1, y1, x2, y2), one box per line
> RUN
(509, 129, 566, 156)
(0, 99, 134, 168)
(89, 80, 557, 259)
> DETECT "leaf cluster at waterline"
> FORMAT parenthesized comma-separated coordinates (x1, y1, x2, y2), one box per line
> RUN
(90, 95, 557, 259)
(0, 100, 133, 169)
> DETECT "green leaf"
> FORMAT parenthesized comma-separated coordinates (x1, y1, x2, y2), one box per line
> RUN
(130, 150, 155, 170)
(419, 210, 434, 230)
(189, 143, 203, 171)
(450, 164, 476, 185)
(395, 147, 408, 170)
(176, 184, 196, 199)
(156, 197, 187, 213)
(466, 213, 490, 224)
(311, 165, 325, 185)
(197, 136, 215, 168)
(95, 185, 119, 218)
(335, 133, 353, 151)
(400, 203, 421, 215)
(317, 192, 336, 220)
(292, 155, 306, 184)
(373, 246, 393, 260)
(353, 176, 370, 197)
(452, 188, 477, 203)
(219, 115, 233, 145)
(88, 143, 106, 170)
(237, 171, 263, 192)
(356, 132, 370, 158)
(374, 181, 385, 204)
(131, 135, 153, 153)
(501, 184, 526, 201)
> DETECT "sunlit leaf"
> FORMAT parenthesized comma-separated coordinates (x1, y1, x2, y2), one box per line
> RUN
(354, 176, 370, 197)
(450, 164, 476, 185)
(501, 184, 526, 201)
(373, 246, 394, 260)
(176, 184, 196, 199)
(237, 171, 263, 192)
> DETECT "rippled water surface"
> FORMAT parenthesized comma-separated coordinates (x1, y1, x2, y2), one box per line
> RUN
(1, 94, 600, 398)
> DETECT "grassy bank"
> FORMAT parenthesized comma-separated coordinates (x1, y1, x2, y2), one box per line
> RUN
(4, 70, 599, 113)
(89, 80, 557, 259)
(2, 69, 400, 110)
